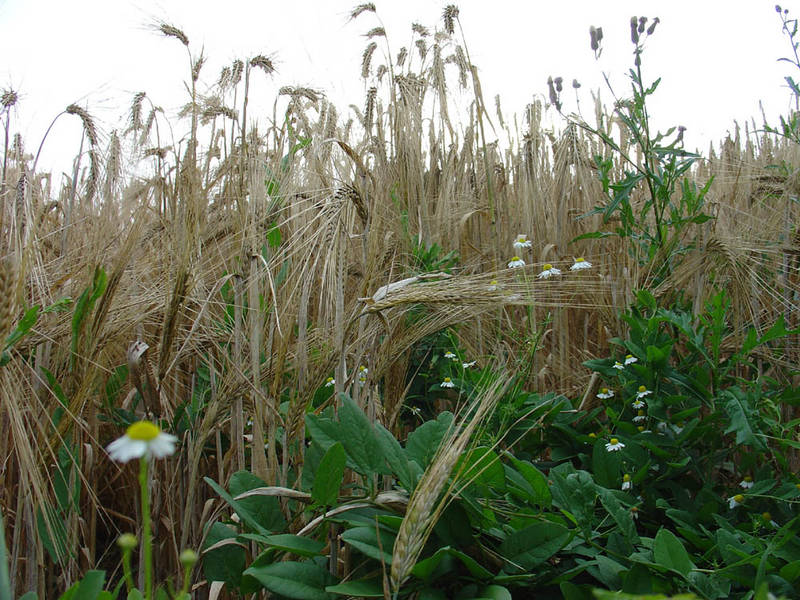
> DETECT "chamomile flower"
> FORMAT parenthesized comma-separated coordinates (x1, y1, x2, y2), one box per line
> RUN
(605, 438, 625, 452)
(729, 494, 744, 509)
(440, 377, 455, 388)
(624, 354, 638, 365)
(597, 388, 614, 400)
(632, 399, 646, 410)
(635, 385, 652, 399)
(513, 234, 532, 249)
(762, 512, 779, 528)
(325, 377, 335, 387)
(633, 410, 647, 423)
(462, 360, 477, 368)
(107, 421, 177, 463)
(570, 257, 592, 270)
(444, 351, 457, 360)
(508, 256, 525, 269)
(621, 473, 632, 491)
(631, 506, 639, 520)
(487, 279, 499, 291)
(537, 263, 561, 279)
(739, 476, 754, 489)
(358, 365, 368, 386)
(613, 361, 625, 370)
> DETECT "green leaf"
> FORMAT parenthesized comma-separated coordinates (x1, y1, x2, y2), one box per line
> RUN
(455, 447, 505, 493)
(340, 526, 395, 565)
(262, 534, 326, 557)
(506, 458, 552, 507)
(374, 423, 418, 492)
(596, 488, 639, 544)
(411, 546, 493, 580)
(591, 441, 621, 488)
(722, 388, 766, 451)
(498, 521, 571, 572)
(4, 305, 40, 350)
(204, 477, 270, 536)
(244, 560, 337, 600)
(338, 394, 387, 476)
(325, 578, 384, 597)
(653, 528, 694, 578)
(71, 570, 106, 600)
(228, 471, 287, 532)
(312, 442, 346, 507)
(406, 412, 453, 469)
(202, 522, 246, 589)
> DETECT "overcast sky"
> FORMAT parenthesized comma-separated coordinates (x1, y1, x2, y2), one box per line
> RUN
(0, 0, 795, 178)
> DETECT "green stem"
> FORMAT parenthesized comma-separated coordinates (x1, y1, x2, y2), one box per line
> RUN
(139, 457, 152, 600)
(121, 548, 134, 594)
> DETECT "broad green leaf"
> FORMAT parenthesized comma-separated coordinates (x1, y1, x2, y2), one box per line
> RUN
(498, 521, 571, 571)
(202, 522, 246, 589)
(455, 447, 505, 493)
(406, 412, 453, 468)
(338, 394, 387, 476)
(244, 561, 337, 600)
(653, 528, 694, 578)
(312, 442, 345, 507)
(262, 534, 326, 557)
(325, 578, 383, 596)
(71, 570, 105, 600)
(374, 423, 419, 491)
(722, 387, 766, 450)
(548, 465, 596, 532)
(204, 477, 270, 536)
(340, 526, 395, 565)
(591, 441, 621, 488)
(508, 458, 551, 507)
(411, 546, 493, 580)
(228, 471, 286, 532)
(596, 488, 639, 544)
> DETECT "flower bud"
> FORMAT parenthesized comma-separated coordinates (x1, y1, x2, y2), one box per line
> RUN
(180, 549, 199, 568)
(117, 533, 138, 551)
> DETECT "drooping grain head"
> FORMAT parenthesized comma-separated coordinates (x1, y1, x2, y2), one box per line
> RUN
(66, 104, 98, 147)
(443, 5, 459, 35)
(0, 257, 18, 344)
(349, 3, 376, 22)
(250, 55, 277, 75)
(1, 89, 17, 109)
(159, 22, 189, 46)
(361, 42, 378, 79)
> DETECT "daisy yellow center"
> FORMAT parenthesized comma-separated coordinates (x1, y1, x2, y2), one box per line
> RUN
(511, 256, 521, 261)
(326, 377, 334, 382)
(610, 438, 619, 445)
(576, 257, 585, 262)
(626, 354, 633, 359)
(490, 279, 497, 284)
(638, 385, 646, 392)
(637, 410, 645, 416)
(637, 425, 644, 431)
(744, 476, 752, 482)
(543, 263, 553, 270)
(517, 236, 526, 242)
(623, 474, 630, 482)
(588, 432, 596, 438)
(126, 420, 160, 441)
(601, 388, 608, 393)
(444, 377, 451, 382)
(762, 512, 771, 520)
(733, 494, 744, 503)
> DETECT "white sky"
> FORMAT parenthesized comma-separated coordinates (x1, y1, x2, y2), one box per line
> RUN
(0, 0, 795, 179)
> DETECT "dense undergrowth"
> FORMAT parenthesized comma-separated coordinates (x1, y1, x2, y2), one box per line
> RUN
(1, 4, 800, 599)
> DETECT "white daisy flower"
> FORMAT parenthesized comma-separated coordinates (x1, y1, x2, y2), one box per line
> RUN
(358, 365, 368, 386)
(613, 361, 625, 370)
(440, 377, 455, 388)
(513, 234, 532, 249)
(636, 385, 652, 399)
(462, 360, 477, 368)
(107, 421, 177, 463)
(728, 494, 744, 509)
(537, 263, 561, 279)
(605, 437, 625, 452)
(633, 410, 647, 423)
(621, 473, 632, 491)
(624, 354, 638, 365)
(487, 279, 499, 291)
(632, 399, 646, 410)
(570, 257, 592, 270)
(508, 256, 525, 269)
(597, 388, 614, 399)
(671, 422, 684, 435)
(325, 377, 335, 387)
(739, 476, 754, 489)
(762, 512, 778, 528)
(631, 506, 639, 520)
(444, 351, 457, 360)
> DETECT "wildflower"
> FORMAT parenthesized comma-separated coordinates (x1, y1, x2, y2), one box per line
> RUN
(729, 494, 744, 509)
(637, 425, 647, 432)
(635, 385, 652, 399)
(444, 351, 457, 359)
(513, 234, 532, 249)
(632, 399, 645, 410)
(613, 361, 624, 370)
(462, 360, 477, 368)
(633, 410, 647, 423)
(597, 388, 614, 399)
(739, 476, 754, 489)
(605, 437, 625, 452)
(631, 506, 639, 519)
(440, 377, 455, 388)
(672, 422, 684, 435)
(487, 279, 499, 291)
(622, 473, 632, 491)
(570, 257, 592, 270)
(325, 377, 335, 387)
(117, 533, 138, 551)
(624, 354, 638, 365)
(762, 512, 779, 528)
(408, 405, 421, 417)
(538, 263, 561, 279)
(588, 432, 597, 438)
(107, 420, 177, 463)
(508, 256, 525, 269)
(358, 365, 368, 386)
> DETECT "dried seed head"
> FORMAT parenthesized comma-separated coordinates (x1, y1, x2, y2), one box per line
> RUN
(158, 23, 189, 46)
(231, 59, 244, 85)
(412, 22, 429, 37)
(589, 25, 603, 56)
(364, 26, 385, 38)
(572, 78, 581, 89)
(361, 42, 378, 79)
(250, 55, 276, 75)
(415, 38, 427, 60)
(349, 3, 376, 21)
(630, 16, 640, 44)
(279, 86, 320, 103)
(66, 104, 98, 146)
(364, 86, 377, 130)
(1, 89, 17, 109)
(191, 55, 205, 82)
(554, 76, 563, 92)
(638, 16, 647, 34)
(646, 17, 660, 36)
(443, 5, 459, 34)
(0, 257, 18, 344)
(218, 65, 231, 88)
(396, 46, 408, 67)
(129, 92, 146, 132)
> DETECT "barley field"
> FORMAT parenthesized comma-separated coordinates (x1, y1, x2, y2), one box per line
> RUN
(2, 5, 800, 600)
